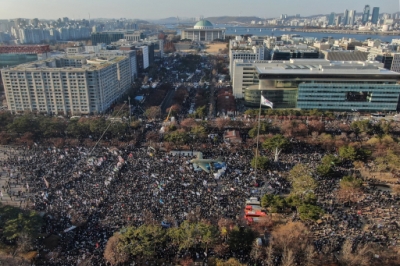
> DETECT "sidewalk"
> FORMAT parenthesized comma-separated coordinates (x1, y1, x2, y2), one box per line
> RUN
(0, 147, 31, 209)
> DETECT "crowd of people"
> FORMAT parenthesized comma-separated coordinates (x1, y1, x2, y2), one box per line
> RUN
(0, 118, 399, 264)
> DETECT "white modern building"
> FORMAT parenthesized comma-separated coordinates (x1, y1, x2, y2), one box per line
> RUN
(1, 55, 132, 115)
(181, 20, 225, 42)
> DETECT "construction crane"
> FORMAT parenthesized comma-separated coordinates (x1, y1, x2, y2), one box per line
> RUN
(164, 106, 173, 122)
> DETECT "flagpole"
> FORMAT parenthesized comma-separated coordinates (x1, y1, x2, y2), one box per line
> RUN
(254, 94, 263, 175)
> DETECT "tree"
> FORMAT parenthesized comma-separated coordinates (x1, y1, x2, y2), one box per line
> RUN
(7, 115, 39, 135)
(104, 233, 129, 265)
(119, 225, 166, 259)
(248, 122, 270, 138)
(194, 105, 207, 119)
(167, 104, 181, 116)
(340, 239, 376, 266)
(144, 106, 161, 120)
(307, 120, 325, 134)
(0, 112, 13, 129)
(2, 209, 43, 241)
(281, 120, 308, 137)
(340, 175, 363, 189)
(298, 204, 324, 221)
(16, 232, 33, 253)
(180, 118, 196, 129)
(251, 156, 269, 170)
(271, 222, 310, 252)
(89, 118, 107, 137)
(227, 226, 256, 253)
(261, 194, 286, 213)
(215, 258, 246, 266)
(66, 118, 89, 138)
(288, 164, 317, 197)
(215, 117, 229, 130)
(262, 134, 290, 162)
(168, 221, 218, 251)
(374, 150, 400, 172)
(191, 125, 207, 139)
(339, 146, 370, 162)
(38, 117, 66, 138)
(316, 154, 340, 177)
(350, 120, 372, 135)
(109, 121, 127, 137)
(164, 130, 189, 148)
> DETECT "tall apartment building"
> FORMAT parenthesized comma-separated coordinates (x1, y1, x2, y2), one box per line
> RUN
(1, 55, 132, 115)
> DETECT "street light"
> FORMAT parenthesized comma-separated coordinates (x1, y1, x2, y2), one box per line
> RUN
(128, 96, 131, 127)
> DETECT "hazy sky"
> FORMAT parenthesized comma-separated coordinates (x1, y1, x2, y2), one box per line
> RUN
(0, 0, 399, 20)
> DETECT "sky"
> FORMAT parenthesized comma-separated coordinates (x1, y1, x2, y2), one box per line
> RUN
(0, 0, 399, 20)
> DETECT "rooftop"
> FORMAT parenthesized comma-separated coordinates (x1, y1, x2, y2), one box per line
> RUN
(254, 59, 400, 76)
(4, 55, 126, 71)
(194, 20, 213, 29)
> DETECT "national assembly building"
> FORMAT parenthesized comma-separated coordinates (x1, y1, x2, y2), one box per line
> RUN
(232, 59, 400, 112)
(181, 20, 225, 42)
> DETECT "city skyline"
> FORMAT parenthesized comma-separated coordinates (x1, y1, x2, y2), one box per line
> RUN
(0, 0, 399, 20)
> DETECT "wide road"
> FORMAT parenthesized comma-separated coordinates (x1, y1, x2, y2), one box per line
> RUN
(161, 90, 176, 114)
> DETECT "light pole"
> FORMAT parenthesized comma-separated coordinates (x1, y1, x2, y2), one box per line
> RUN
(128, 96, 131, 127)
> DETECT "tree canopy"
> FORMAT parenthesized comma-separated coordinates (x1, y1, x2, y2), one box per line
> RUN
(262, 134, 290, 162)
(288, 164, 317, 197)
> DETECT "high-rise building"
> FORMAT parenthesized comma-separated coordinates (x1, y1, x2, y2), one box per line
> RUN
(328, 12, 335, 25)
(362, 5, 371, 24)
(348, 10, 356, 25)
(336, 16, 342, 26)
(371, 7, 380, 24)
(343, 9, 349, 25)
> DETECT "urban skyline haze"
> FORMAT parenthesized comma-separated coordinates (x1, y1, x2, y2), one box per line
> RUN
(0, 0, 399, 20)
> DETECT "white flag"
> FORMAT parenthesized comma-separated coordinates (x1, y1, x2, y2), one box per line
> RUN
(261, 95, 273, 109)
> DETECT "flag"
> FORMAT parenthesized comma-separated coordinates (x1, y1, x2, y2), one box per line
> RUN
(261, 95, 273, 109)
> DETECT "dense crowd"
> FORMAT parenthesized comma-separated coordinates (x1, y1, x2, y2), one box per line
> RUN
(1, 120, 399, 264)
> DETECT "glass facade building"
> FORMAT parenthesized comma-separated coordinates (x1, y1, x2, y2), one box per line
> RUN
(241, 59, 400, 111)
(297, 82, 399, 111)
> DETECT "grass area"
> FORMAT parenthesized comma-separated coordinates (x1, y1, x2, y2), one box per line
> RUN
(205, 43, 227, 54)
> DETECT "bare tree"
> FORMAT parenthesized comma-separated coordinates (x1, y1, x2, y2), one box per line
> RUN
(281, 248, 296, 266)
(215, 117, 229, 130)
(103, 233, 129, 266)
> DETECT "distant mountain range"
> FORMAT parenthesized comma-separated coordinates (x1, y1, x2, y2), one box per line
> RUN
(147, 12, 400, 25)
(147, 16, 265, 25)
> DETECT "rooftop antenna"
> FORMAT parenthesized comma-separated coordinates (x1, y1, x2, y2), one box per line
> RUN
(88, 13, 91, 24)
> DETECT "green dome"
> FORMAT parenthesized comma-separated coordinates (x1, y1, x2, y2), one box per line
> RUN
(194, 20, 213, 29)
